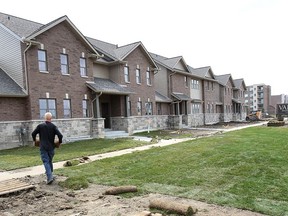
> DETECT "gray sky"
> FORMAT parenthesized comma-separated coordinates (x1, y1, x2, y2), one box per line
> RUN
(2, 0, 288, 95)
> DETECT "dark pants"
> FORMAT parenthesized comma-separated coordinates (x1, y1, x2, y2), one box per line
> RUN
(40, 148, 55, 181)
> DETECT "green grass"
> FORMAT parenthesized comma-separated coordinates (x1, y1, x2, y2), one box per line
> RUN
(56, 126, 288, 216)
(0, 138, 149, 170)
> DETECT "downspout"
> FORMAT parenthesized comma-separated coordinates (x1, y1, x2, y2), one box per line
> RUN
(202, 80, 206, 124)
(169, 71, 177, 114)
(22, 39, 42, 94)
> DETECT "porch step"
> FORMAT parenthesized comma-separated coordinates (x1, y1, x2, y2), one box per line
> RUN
(104, 130, 129, 139)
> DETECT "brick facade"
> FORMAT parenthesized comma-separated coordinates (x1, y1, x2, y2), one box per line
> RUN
(25, 22, 95, 120)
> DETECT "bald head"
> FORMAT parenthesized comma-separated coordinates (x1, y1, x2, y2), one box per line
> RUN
(44, 112, 52, 122)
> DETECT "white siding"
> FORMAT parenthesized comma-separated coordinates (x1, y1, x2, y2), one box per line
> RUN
(0, 26, 23, 88)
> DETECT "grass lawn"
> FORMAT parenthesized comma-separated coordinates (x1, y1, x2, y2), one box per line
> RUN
(0, 138, 150, 170)
(56, 126, 288, 216)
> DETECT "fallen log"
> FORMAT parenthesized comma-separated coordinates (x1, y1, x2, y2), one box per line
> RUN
(149, 198, 197, 216)
(104, 185, 138, 195)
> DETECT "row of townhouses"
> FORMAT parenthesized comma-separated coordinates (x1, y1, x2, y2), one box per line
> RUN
(0, 12, 247, 149)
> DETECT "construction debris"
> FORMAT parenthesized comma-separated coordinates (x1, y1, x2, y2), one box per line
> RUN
(0, 179, 35, 196)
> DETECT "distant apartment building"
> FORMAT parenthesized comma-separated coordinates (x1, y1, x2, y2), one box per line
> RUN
(245, 84, 271, 113)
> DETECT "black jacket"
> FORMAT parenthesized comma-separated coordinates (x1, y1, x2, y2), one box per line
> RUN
(31, 121, 63, 150)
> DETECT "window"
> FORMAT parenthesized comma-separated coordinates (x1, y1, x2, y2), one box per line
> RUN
(146, 67, 151, 85)
(136, 68, 141, 84)
(145, 102, 153, 115)
(38, 50, 48, 71)
(191, 103, 200, 114)
(39, 99, 56, 118)
(137, 101, 142, 115)
(80, 57, 87, 76)
(82, 100, 89, 117)
(191, 80, 199, 89)
(124, 66, 130, 82)
(184, 76, 188, 87)
(63, 99, 71, 118)
(60, 54, 69, 74)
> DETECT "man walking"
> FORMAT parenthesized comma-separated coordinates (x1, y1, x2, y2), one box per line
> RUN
(32, 112, 63, 184)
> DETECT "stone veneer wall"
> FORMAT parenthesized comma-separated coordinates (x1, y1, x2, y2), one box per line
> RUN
(187, 114, 205, 128)
(0, 113, 247, 150)
(0, 118, 104, 150)
(205, 113, 221, 125)
(111, 115, 170, 134)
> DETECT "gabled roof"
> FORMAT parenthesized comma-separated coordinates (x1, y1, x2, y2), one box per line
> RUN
(215, 74, 235, 87)
(0, 12, 99, 55)
(87, 37, 158, 68)
(188, 65, 216, 80)
(155, 91, 172, 103)
(0, 12, 42, 39)
(233, 78, 247, 90)
(150, 52, 190, 72)
(86, 78, 134, 95)
(86, 37, 118, 61)
(0, 68, 26, 97)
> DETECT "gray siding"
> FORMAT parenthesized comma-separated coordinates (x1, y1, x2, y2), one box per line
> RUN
(154, 65, 168, 96)
(0, 26, 23, 88)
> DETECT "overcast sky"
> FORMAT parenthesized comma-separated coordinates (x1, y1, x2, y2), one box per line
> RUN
(2, 0, 288, 95)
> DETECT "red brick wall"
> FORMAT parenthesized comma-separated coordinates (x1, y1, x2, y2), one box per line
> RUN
(203, 81, 222, 113)
(171, 73, 190, 96)
(118, 47, 156, 116)
(0, 97, 29, 121)
(25, 21, 94, 120)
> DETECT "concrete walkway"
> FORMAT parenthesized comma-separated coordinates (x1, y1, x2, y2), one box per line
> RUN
(0, 122, 267, 182)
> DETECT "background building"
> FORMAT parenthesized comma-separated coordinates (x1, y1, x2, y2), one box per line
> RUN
(245, 84, 271, 114)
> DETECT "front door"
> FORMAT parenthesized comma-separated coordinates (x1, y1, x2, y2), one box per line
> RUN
(101, 103, 110, 128)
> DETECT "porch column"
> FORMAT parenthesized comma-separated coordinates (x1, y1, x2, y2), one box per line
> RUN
(125, 95, 130, 117)
(95, 94, 100, 118)
(177, 102, 180, 115)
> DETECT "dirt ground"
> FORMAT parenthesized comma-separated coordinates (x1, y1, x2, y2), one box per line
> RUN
(0, 121, 270, 216)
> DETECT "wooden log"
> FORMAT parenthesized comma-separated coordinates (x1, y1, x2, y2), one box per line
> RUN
(149, 199, 197, 216)
(104, 185, 137, 195)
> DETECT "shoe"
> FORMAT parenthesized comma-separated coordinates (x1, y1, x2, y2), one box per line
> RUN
(46, 178, 54, 185)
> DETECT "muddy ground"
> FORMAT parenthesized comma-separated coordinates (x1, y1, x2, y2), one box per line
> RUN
(0, 121, 270, 216)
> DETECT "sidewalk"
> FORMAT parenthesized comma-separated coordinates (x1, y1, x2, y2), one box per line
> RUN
(0, 122, 267, 182)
